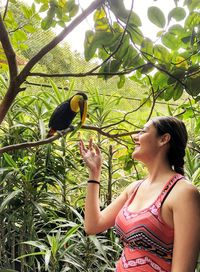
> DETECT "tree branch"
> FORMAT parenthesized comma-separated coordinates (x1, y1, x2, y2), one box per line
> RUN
(0, 13, 18, 81)
(0, 125, 139, 154)
(28, 63, 149, 78)
(16, 0, 105, 85)
(25, 80, 69, 90)
(2, 0, 9, 20)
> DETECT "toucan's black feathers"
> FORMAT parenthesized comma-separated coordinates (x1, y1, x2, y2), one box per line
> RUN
(47, 92, 87, 138)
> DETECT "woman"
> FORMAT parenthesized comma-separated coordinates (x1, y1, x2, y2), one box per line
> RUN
(79, 116, 200, 272)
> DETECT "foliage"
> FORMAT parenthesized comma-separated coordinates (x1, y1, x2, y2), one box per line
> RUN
(0, 0, 200, 271)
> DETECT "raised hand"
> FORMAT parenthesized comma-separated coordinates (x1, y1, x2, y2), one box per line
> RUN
(79, 138, 102, 181)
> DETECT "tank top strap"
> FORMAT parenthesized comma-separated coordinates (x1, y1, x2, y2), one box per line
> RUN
(125, 180, 144, 207)
(159, 174, 184, 205)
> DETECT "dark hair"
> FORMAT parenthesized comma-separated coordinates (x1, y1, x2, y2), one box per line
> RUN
(152, 116, 188, 175)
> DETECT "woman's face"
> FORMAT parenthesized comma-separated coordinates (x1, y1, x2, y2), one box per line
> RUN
(132, 121, 163, 163)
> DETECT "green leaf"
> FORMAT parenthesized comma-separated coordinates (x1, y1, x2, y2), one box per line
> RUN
(109, 59, 121, 73)
(13, 30, 27, 41)
(161, 32, 180, 50)
(49, 79, 62, 102)
(0, 190, 21, 213)
(109, 0, 127, 20)
(128, 26, 144, 45)
(186, 75, 200, 96)
(153, 71, 168, 89)
(39, 3, 48, 12)
(24, 24, 36, 33)
(21, 6, 32, 19)
(164, 86, 174, 101)
(122, 46, 139, 67)
(41, 17, 53, 30)
(84, 30, 96, 61)
(16, 251, 45, 260)
(173, 83, 183, 100)
(32, 201, 49, 221)
(115, 35, 129, 60)
(185, 0, 200, 11)
(167, 67, 186, 84)
(59, 225, 80, 248)
(94, 31, 119, 47)
(128, 11, 142, 27)
(69, 4, 78, 17)
(153, 45, 171, 63)
(141, 38, 153, 56)
(0, 269, 19, 272)
(23, 241, 48, 251)
(3, 153, 18, 168)
(45, 250, 51, 271)
(147, 7, 166, 28)
(94, 8, 106, 21)
(140, 63, 154, 74)
(89, 235, 108, 261)
(185, 12, 200, 28)
(117, 75, 125, 89)
(168, 7, 186, 22)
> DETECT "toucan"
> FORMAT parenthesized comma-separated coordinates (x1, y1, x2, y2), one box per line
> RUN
(47, 92, 88, 137)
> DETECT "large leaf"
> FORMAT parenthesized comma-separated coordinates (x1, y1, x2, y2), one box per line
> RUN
(122, 46, 139, 67)
(168, 7, 186, 22)
(128, 11, 142, 27)
(186, 74, 200, 96)
(172, 82, 184, 100)
(117, 75, 125, 89)
(141, 38, 153, 56)
(115, 35, 130, 60)
(153, 45, 171, 63)
(3, 153, 18, 168)
(167, 67, 186, 84)
(84, 30, 96, 61)
(128, 26, 144, 45)
(185, 0, 200, 11)
(147, 7, 166, 28)
(153, 71, 169, 89)
(94, 8, 109, 31)
(185, 11, 200, 28)
(13, 30, 27, 42)
(0, 190, 22, 213)
(161, 32, 180, 50)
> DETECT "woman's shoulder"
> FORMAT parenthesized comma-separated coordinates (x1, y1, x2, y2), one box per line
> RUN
(169, 176, 200, 207)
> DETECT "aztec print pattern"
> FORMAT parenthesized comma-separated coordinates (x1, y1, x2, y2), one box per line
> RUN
(115, 174, 184, 272)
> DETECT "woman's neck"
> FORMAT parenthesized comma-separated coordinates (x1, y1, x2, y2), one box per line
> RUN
(145, 157, 175, 184)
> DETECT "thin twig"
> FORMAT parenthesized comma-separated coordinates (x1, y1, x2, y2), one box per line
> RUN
(2, 0, 9, 20)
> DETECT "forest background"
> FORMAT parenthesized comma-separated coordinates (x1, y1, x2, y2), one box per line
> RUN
(0, 0, 199, 271)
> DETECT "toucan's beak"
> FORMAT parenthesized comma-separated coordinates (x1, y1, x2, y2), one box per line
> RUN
(79, 99, 87, 125)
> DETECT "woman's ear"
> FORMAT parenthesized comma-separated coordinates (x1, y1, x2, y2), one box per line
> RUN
(160, 133, 171, 146)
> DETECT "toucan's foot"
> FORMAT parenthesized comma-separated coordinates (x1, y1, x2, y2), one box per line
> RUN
(57, 130, 64, 136)
(69, 125, 75, 131)
(57, 126, 75, 136)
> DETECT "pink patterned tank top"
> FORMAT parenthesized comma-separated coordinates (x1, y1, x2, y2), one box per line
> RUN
(115, 174, 184, 272)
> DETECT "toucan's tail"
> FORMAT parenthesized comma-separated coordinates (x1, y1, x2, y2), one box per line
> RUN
(46, 128, 56, 138)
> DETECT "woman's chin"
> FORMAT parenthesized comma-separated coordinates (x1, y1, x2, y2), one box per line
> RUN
(132, 151, 140, 160)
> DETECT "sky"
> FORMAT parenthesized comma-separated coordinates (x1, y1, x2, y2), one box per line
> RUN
(23, 0, 184, 53)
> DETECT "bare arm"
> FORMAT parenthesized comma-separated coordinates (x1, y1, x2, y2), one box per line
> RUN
(171, 182, 200, 272)
(79, 139, 134, 235)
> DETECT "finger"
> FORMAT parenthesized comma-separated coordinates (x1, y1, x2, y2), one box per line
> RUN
(79, 140, 86, 155)
(89, 138, 93, 150)
(94, 144, 101, 155)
